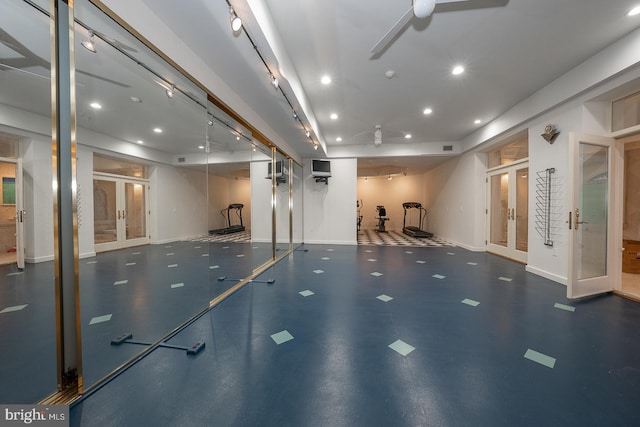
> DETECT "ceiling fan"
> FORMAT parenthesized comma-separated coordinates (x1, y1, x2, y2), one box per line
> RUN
(370, 0, 469, 55)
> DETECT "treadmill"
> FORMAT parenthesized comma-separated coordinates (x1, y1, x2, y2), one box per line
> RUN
(402, 202, 433, 238)
(209, 203, 245, 235)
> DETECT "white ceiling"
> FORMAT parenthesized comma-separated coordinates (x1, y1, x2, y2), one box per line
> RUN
(137, 0, 640, 173)
(3, 0, 640, 177)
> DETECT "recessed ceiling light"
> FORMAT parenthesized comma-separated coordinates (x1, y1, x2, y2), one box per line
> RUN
(90, 102, 102, 109)
(130, 96, 142, 103)
(423, 108, 433, 115)
(474, 119, 482, 124)
(405, 134, 412, 139)
(336, 137, 342, 142)
(198, 145, 205, 150)
(153, 128, 162, 133)
(330, 113, 338, 120)
(136, 140, 143, 144)
(452, 65, 465, 75)
(628, 6, 640, 16)
(321, 75, 332, 85)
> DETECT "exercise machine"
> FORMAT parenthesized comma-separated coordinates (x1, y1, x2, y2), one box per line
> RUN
(209, 203, 245, 235)
(376, 205, 389, 232)
(402, 202, 433, 238)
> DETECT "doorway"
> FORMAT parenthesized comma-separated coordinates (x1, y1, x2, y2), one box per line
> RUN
(93, 174, 149, 252)
(486, 161, 529, 263)
(621, 138, 640, 298)
(0, 158, 24, 268)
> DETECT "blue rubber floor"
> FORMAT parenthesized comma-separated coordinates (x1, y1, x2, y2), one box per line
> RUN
(69, 245, 640, 427)
(0, 239, 272, 403)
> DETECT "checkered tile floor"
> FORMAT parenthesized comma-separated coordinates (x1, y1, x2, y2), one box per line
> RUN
(357, 229, 454, 247)
(192, 230, 252, 243)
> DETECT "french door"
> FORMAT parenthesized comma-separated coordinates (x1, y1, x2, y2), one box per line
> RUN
(567, 133, 619, 299)
(487, 161, 529, 263)
(93, 174, 149, 252)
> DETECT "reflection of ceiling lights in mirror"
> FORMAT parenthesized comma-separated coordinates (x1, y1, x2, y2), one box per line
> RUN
(330, 113, 338, 120)
(423, 108, 433, 115)
(81, 31, 97, 53)
(452, 65, 465, 75)
(153, 128, 162, 133)
(136, 140, 143, 144)
(405, 134, 411, 139)
(130, 96, 142, 103)
(165, 85, 175, 99)
(336, 137, 342, 142)
(474, 119, 482, 124)
(90, 102, 102, 109)
(321, 75, 331, 85)
(198, 145, 204, 150)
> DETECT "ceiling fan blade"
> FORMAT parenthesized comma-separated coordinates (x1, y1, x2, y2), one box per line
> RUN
(370, 6, 414, 55)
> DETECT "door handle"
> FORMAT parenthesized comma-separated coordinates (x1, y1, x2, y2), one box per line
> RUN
(511, 208, 515, 221)
(122, 210, 126, 219)
(575, 208, 580, 230)
(118, 210, 121, 220)
(507, 208, 511, 220)
(567, 211, 572, 229)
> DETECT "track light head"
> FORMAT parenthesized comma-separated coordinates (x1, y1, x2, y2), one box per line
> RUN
(81, 30, 97, 53)
(313, 143, 318, 150)
(271, 75, 279, 90)
(230, 7, 242, 32)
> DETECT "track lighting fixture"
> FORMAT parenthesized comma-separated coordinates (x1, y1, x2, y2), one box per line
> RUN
(165, 84, 175, 99)
(313, 143, 318, 150)
(230, 7, 242, 32)
(305, 130, 311, 138)
(388, 174, 392, 181)
(271, 75, 279, 90)
(81, 30, 97, 53)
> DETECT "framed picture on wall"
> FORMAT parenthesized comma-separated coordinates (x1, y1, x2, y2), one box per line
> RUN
(2, 177, 15, 205)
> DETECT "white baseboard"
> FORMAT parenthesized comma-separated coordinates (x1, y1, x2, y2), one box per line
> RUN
(526, 265, 567, 285)
(80, 251, 96, 259)
(450, 241, 485, 252)
(25, 255, 54, 263)
(302, 240, 357, 245)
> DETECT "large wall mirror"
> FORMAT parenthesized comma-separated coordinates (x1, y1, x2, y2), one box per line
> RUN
(0, 0, 56, 403)
(1, 0, 299, 402)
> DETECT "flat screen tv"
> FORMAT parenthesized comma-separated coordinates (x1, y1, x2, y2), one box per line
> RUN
(311, 159, 331, 177)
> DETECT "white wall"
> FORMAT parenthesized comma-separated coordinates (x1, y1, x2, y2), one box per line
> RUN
(149, 165, 208, 244)
(423, 153, 487, 251)
(357, 174, 425, 232)
(20, 133, 53, 263)
(303, 158, 357, 245)
(250, 160, 272, 242)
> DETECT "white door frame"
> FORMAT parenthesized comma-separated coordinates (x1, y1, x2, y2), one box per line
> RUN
(486, 159, 529, 264)
(93, 172, 150, 252)
(567, 133, 622, 299)
(0, 157, 24, 268)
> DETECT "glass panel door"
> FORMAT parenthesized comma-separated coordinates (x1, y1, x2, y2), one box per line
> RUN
(94, 176, 149, 251)
(515, 167, 529, 252)
(124, 182, 146, 241)
(487, 163, 528, 263)
(93, 178, 118, 246)
(490, 172, 508, 248)
(568, 134, 616, 298)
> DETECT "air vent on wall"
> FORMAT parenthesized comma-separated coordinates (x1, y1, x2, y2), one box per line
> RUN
(178, 157, 186, 163)
(443, 145, 453, 151)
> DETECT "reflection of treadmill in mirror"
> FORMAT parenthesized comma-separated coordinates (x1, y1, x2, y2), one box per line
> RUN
(210, 203, 245, 235)
(402, 202, 433, 238)
(266, 160, 288, 185)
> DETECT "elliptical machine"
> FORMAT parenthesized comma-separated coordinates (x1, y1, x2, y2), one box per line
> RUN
(375, 205, 389, 232)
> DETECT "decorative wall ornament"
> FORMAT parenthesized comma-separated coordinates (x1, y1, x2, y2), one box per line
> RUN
(541, 124, 560, 144)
